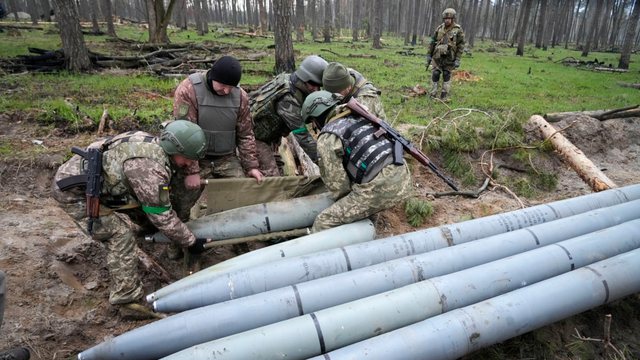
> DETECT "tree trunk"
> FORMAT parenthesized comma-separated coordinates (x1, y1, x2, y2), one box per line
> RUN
(535, 0, 548, 48)
(322, 0, 331, 42)
(39, 0, 52, 21)
(231, 0, 237, 27)
(516, 0, 534, 56)
(410, 0, 420, 45)
(372, 0, 383, 48)
(351, 0, 360, 41)
(581, 0, 604, 57)
(26, 0, 38, 24)
(146, 0, 177, 43)
(295, 0, 304, 41)
(51, 0, 92, 72)
(90, 3, 100, 33)
(273, 0, 294, 73)
(529, 115, 616, 192)
(258, 0, 267, 35)
(403, 0, 413, 45)
(102, 0, 116, 36)
(619, 0, 640, 69)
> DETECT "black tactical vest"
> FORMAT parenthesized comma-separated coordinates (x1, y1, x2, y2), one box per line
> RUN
(321, 115, 395, 184)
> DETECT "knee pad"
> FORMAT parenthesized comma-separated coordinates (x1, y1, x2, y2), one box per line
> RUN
(431, 69, 441, 83)
(443, 70, 452, 82)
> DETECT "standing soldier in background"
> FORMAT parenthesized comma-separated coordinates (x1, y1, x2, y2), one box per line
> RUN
(426, 8, 465, 101)
(249, 55, 328, 176)
(321, 62, 387, 119)
(300, 91, 412, 232)
(172, 55, 263, 258)
(51, 121, 210, 318)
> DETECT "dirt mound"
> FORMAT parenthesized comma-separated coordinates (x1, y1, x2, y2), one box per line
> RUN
(0, 114, 639, 359)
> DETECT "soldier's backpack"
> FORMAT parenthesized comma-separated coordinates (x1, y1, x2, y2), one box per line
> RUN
(249, 73, 294, 141)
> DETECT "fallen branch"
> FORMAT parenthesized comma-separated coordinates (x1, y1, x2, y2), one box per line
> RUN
(617, 82, 640, 89)
(529, 115, 617, 192)
(572, 314, 626, 360)
(544, 105, 640, 122)
(136, 247, 173, 283)
(97, 106, 109, 135)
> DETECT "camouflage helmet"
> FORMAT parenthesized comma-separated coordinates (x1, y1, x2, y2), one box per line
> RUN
(295, 55, 329, 85)
(301, 90, 339, 124)
(443, 8, 456, 19)
(159, 120, 206, 160)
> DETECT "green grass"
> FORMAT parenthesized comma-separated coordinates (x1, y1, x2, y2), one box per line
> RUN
(1, 23, 638, 189)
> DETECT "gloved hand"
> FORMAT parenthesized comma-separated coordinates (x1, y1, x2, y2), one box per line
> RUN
(454, 59, 460, 68)
(425, 55, 432, 70)
(188, 238, 209, 254)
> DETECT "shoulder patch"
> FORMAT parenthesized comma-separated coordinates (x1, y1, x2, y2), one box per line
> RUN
(178, 104, 189, 118)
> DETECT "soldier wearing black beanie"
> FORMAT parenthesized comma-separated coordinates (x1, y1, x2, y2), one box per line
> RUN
(207, 55, 242, 87)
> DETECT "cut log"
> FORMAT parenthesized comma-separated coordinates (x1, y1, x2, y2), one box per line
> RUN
(286, 133, 320, 176)
(543, 105, 640, 122)
(528, 115, 617, 192)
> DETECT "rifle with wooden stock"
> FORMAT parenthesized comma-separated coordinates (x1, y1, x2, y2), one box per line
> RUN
(345, 98, 459, 191)
(71, 146, 103, 234)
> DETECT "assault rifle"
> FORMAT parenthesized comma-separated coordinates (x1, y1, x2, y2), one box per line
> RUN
(345, 98, 459, 191)
(71, 146, 103, 234)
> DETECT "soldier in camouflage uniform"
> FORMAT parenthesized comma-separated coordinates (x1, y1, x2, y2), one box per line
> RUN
(249, 55, 328, 176)
(51, 121, 210, 315)
(322, 62, 387, 120)
(426, 8, 465, 101)
(301, 91, 412, 232)
(173, 55, 263, 222)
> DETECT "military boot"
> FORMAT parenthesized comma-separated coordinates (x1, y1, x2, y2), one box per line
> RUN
(440, 81, 452, 101)
(429, 82, 439, 98)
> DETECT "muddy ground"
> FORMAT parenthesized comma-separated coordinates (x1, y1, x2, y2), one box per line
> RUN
(0, 112, 639, 360)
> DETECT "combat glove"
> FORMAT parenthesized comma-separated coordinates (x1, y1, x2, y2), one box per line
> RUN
(188, 238, 209, 254)
(454, 59, 460, 68)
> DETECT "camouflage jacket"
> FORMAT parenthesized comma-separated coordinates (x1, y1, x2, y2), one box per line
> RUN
(52, 133, 196, 247)
(428, 23, 465, 66)
(250, 73, 318, 161)
(342, 68, 387, 120)
(173, 74, 260, 175)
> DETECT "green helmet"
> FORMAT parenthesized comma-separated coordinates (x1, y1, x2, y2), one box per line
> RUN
(301, 90, 339, 125)
(295, 55, 329, 85)
(159, 120, 206, 160)
(443, 8, 456, 19)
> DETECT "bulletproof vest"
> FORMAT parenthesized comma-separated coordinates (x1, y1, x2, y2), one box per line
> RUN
(249, 73, 295, 142)
(321, 114, 394, 184)
(189, 73, 240, 156)
(348, 69, 381, 99)
(433, 24, 462, 61)
(101, 131, 171, 197)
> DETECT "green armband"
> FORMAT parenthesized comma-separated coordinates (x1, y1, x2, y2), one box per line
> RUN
(142, 205, 171, 214)
(292, 126, 308, 134)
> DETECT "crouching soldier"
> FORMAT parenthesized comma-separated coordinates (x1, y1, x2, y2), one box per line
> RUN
(300, 91, 412, 232)
(51, 120, 210, 318)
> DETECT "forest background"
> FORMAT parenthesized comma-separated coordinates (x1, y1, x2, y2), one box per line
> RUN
(0, 0, 640, 359)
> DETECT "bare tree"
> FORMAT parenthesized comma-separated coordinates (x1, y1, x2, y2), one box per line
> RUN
(51, 0, 92, 72)
(231, 0, 237, 27)
(146, 0, 177, 43)
(295, 0, 304, 40)
(535, 0, 548, 48)
(619, 0, 640, 68)
(310, 0, 317, 40)
(102, 0, 116, 36)
(323, 0, 331, 42)
(273, 0, 294, 73)
(516, 0, 534, 55)
(372, 0, 383, 48)
(581, 0, 604, 56)
(351, 0, 360, 41)
(258, 0, 267, 34)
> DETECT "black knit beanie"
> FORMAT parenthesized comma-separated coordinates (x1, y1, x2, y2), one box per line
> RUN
(207, 55, 242, 86)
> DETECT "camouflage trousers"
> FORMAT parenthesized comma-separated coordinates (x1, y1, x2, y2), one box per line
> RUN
(312, 163, 413, 232)
(255, 140, 282, 177)
(170, 153, 246, 222)
(52, 156, 143, 305)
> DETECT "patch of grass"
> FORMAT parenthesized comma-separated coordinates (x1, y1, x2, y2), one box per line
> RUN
(404, 197, 434, 227)
(0, 140, 13, 155)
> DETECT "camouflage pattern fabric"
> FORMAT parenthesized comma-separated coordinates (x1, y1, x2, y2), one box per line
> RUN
(52, 142, 198, 304)
(173, 75, 260, 176)
(170, 154, 245, 221)
(255, 140, 282, 177)
(427, 23, 465, 71)
(312, 129, 412, 232)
